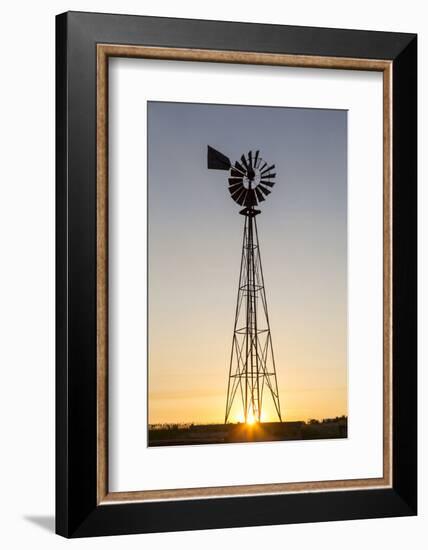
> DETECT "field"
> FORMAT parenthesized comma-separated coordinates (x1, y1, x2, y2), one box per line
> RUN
(148, 417, 347, 447)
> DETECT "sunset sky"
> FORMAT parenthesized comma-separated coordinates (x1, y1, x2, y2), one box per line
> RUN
(148, 101, 347, 425)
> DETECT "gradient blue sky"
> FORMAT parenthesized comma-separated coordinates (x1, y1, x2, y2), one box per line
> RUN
(148, 101, 347, 424)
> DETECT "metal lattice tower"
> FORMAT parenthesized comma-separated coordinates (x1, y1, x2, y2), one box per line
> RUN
(207, 145, 282, 424)
(224, 208, 282, 424)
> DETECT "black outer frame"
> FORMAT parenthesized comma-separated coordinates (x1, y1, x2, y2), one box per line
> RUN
(56, 11, 417, 538)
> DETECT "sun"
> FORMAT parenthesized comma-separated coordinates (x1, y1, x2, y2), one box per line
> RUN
(246, 412, 256, 425)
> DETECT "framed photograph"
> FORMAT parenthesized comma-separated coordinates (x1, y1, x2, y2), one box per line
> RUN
(56, 11, 417, 537)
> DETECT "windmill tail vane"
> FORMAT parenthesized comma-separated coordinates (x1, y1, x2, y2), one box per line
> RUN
(207, 145, 282, 424)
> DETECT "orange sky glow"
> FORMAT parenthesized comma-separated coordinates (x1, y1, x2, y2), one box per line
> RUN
(147, 102, 348, 425)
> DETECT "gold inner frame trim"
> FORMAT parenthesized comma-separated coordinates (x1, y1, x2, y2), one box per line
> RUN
(96, 44, 393, 505)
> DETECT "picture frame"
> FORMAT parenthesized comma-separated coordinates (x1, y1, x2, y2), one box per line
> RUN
(56, 11, 417, 538)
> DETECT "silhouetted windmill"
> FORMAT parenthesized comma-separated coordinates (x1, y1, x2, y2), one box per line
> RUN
(207, 146, 282, 424)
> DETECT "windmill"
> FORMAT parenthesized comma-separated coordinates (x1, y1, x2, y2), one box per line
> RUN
(207, 145, 282, 425)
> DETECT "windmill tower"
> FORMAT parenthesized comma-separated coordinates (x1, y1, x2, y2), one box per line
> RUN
(207, 146, 282, 425)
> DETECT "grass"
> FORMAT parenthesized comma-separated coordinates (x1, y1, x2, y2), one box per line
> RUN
(148, 416, 347, 446)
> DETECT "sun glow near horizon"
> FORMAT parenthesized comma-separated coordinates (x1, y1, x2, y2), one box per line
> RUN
(148, 382, 347, 425)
